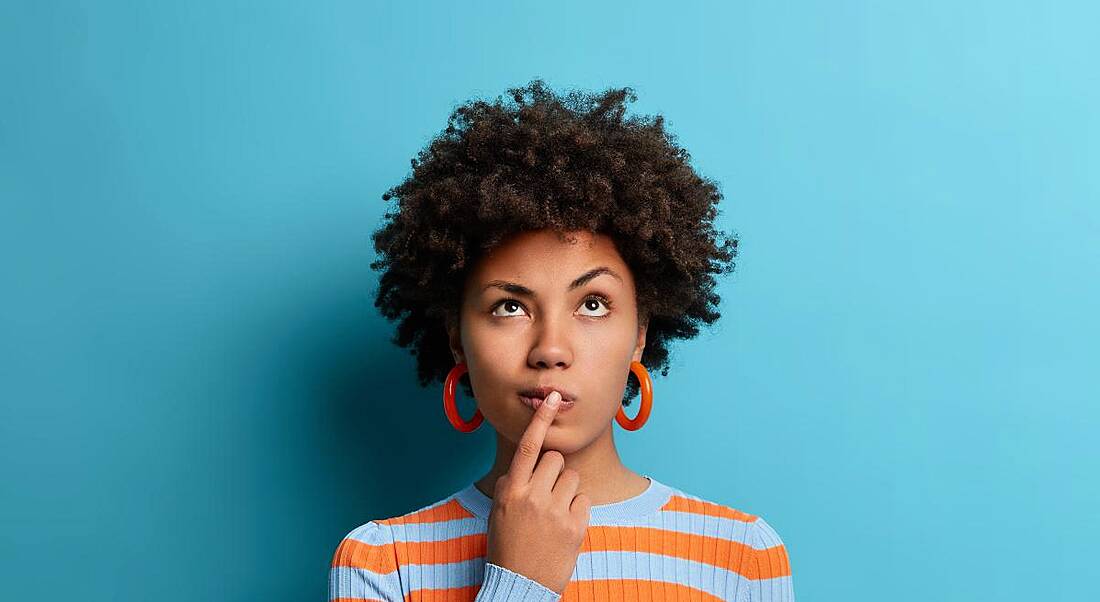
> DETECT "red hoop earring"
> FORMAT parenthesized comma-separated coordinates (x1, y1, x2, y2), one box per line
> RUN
(443, 362, 483, 433)
(616, 360, 653, 431)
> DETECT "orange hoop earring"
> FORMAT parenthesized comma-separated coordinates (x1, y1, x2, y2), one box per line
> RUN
(443, 362, 483, 433)
(616, 360, 653, 431)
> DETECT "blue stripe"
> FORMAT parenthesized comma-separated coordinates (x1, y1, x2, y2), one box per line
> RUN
(328, 565, 403, 599)
(749, 575, 797, 601)
(571, 549, 752, 598)
(375, 510, 761, 548)
(401, 557, 484, 590)
(375, 516, 487, 543)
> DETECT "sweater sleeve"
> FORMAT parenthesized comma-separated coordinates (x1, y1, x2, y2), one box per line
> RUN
(328, 521, 404, 601)
(744, 516, 795, 602)
(474, 562, 562, 602)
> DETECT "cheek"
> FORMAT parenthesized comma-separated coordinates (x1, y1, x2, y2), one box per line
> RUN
(462, 323, 516, 385)
(576, 320, 638, 363)
(578, 327, 638, 408)
(466, 327, 512, 369)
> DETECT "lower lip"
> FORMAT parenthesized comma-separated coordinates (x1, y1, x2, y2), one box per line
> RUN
(519, 394, 575, 412)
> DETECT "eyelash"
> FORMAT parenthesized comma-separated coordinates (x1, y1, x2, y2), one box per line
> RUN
(490, 294, 614, 319)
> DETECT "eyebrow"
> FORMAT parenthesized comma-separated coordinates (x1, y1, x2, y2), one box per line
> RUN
(481, 266, 623, 298)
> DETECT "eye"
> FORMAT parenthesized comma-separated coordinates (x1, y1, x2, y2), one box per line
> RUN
(489, 295, 614, 319)
(491, 299, 527, 318)
(577, 294, 612, 318)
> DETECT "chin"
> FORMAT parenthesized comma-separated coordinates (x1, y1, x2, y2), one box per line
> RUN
(535, 431, 592, 456)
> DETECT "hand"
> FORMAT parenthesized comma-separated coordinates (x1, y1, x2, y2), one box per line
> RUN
(483, 391, 591, 595)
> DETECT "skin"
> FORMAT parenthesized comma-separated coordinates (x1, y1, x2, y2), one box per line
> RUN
(445, 227, 652, 506)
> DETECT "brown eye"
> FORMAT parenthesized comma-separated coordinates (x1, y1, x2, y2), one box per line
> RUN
(491, 299, 527, 317)
(577, 295, 612, 318)
(491, 296, 612, 319)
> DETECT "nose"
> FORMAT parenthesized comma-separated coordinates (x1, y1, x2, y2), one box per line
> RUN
(526, 313, 573, 369)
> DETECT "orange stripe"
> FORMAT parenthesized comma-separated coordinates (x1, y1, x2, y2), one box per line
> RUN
(331, 537, 398, 573)
(582, 526, 765, 577)
(333, 534, 488, 570)
(335, 526, 788, 580)
(391, 532, 487, 566)
(377, 499, 477, 525)
(389, 579, 729, 601)
(563, 578, 729, 601)
(402, 584, 482, 601)
(660, 495, 760, 523)
(337, 527, 750, 574)
(752, 542, 792, 580)
(374, 494, 756, 526)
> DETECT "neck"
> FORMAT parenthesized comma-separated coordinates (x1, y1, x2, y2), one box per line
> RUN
(474, 422, 649, 505)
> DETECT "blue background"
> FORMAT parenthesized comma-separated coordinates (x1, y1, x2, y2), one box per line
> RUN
(2, 1, 1097, 600)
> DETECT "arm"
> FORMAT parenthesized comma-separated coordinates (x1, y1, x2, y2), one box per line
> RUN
(745, 517, 795, 602)
(329, 521, 403, 601)
(474, 561, 562, 602)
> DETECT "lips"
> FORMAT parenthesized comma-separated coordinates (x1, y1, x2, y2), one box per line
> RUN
(518, 393, 575, 412)
(519, 385, 576, 402)
(518, 385, 576, 412)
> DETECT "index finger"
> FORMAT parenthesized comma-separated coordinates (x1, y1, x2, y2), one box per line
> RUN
(508, 391, 562, 479)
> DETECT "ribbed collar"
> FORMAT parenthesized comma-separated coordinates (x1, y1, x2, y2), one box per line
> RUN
(453, 474, 672, 524)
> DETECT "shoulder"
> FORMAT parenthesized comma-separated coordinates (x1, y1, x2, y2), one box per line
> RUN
(660, 483, 767, 525)
(330, 520, 396, 575)
(328, 520, 401, 601)
(330, 490, 479, 563)
(329, 492, 479, 600)
(658, 483, 793, 580)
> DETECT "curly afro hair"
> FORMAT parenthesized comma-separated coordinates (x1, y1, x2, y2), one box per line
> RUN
(369, 78, 738, 407)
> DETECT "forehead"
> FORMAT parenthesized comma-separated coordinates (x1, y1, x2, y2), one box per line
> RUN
(469, 229, 631, 285)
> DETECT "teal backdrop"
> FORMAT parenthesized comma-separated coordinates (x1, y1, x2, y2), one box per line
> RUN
(2, 1, 1097, 600)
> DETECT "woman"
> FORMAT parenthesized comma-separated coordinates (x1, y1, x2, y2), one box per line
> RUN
(329, 79, 794, 601)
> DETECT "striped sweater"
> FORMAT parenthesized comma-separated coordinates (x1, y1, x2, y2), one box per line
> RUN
(329, 475, 794, 601)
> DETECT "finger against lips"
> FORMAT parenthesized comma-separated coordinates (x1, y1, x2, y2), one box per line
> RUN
(508, 390, 561, 478)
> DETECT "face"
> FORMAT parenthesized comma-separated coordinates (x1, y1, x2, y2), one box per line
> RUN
(446, 228, 647, 452)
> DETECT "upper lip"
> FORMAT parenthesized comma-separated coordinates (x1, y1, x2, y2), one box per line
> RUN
(519, 385, 576, 402)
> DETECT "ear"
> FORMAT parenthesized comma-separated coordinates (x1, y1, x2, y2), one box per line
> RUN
(631, 315, 648, 363)
(445, 310, 465, 364)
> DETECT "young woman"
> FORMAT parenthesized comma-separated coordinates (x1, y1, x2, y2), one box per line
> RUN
(329, 79, 794, 601)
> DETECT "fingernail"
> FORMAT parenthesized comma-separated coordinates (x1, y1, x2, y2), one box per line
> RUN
(545, 392, 560, 407)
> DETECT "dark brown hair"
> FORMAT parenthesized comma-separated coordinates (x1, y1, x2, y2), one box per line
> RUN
(370, 78, 738, 406)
